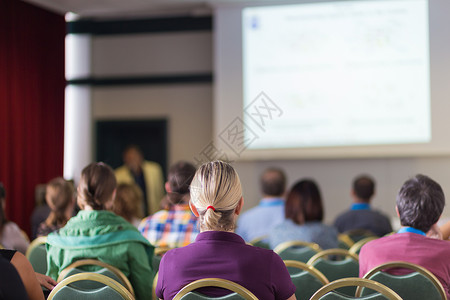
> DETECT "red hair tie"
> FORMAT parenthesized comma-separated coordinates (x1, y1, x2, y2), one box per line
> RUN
(206, 205, 216, 212)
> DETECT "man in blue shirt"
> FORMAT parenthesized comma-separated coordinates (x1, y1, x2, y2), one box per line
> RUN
(334, 175, 392, 237)
(236, 168, 286, 242)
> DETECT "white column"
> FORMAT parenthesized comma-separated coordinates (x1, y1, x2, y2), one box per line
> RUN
(64, 34, 92, 182)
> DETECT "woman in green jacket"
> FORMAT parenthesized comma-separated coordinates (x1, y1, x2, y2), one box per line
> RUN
(46, 162, 154, 300)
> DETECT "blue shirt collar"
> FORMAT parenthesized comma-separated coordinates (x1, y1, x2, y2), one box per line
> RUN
(397, 227, 426, 236)
(259, 197, 284, 207)
(351, 203, 371, 210)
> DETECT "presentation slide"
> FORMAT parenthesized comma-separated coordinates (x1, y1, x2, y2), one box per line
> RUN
(242, 0, 430, 150)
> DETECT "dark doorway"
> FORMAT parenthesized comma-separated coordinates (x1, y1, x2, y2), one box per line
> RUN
(96, 119, 168, 177)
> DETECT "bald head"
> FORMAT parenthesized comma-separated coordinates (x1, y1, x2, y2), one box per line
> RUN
(260, 168, 286, 197)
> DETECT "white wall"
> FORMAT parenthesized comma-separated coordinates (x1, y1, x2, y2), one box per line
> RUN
(90, 31, 213, 170)
(87, 16, 450, 229)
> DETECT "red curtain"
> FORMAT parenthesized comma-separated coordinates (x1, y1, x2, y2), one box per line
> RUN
(0, 0, 65, 236)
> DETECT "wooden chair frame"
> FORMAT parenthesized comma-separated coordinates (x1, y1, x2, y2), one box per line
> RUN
(153, 271, 158, 300)
(48, 273, 134, 300)
(348, 237, 378, 255)
(274, 240, 322, 254)
(343, 229, 377, 242)
(284, 260, 329, 285)
(358, 261, 447, 300)
(154, 247, 172, 256)
(57, 259, 134, 296)
(310, 278, 402, 300)
(307, 248, 359, 265)
(248, 235, 268, 245)
(338, 234, 354, 249)
(173, 278, 258, 300)
(25, 236, 47, 259)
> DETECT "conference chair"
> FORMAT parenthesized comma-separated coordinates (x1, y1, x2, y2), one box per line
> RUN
(310, 278, 402, 300)
(47, 273, 134, 300)
(172, 278, 258, 300)
(284, 260, 329, 300)
(153, 272, 159, 300)
(57, 259, 134, 297)
(358, 261, 447, 300)
(343, 229, 377, 243)
(274, 241, 322, 263)
(337, 234, 354, 250)
(348, 236, 378, 255)
(153, 247, 172, 273)
(248, 235, 270, 249)
(307, 248, 359, 296)
(25, 236, 48, 274)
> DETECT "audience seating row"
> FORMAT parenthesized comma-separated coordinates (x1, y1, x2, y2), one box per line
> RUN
(24, 233, 446, 300)
(170, 260, 446, 300)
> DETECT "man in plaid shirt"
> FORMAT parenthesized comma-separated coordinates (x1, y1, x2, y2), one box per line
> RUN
(139, 161, 199, 248)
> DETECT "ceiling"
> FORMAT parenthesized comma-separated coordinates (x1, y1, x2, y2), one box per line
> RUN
(22, 0, 216, 19)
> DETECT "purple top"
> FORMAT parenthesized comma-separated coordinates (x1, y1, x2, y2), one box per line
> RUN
(156, 231, 296, 300)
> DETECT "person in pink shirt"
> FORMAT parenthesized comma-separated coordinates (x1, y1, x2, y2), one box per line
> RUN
(359, 174, 450, 299)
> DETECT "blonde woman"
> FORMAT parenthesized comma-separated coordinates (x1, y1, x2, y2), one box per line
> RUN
(156, 161, 296, 300)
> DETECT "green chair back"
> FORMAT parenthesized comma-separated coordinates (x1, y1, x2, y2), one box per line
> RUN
(26, 236, 48, 274)
(48, 285, 129, 300)
(337, 234, 354, 250)
(152, 255, 163, 272)
(48, 273, 134, 300)
(319, 292, 394, 300)
(274, 241, 322, 263)
(177, 292, 246, 299)
(359, 261, 447, 300)
(310, 278, 402, 300)
(344, 229, 377, 243)
(285, 260, 329, 300)
(279, 247, 319, 262)
(348, 237, 378, 255)
(62, 268, 123, 290)
(57, 259, 135, 297)
(250, 240, 270, 249)
(173, 278, 258, 300)
(153, 247, 172, 272)
(248, 236, 270, 250)
(361, 272, 442, 299)
(308, 249, 359, 296)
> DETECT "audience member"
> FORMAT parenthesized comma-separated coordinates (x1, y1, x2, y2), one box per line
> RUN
(156, 161, 296, 300)
(236, 167, 286, 242)
(112, 183, 143, 228)
(30, 184, 51, 240)
(46, 162, 154, 300)
(115, 145, 164, 216)
(0, 182, 30, 254)
(0, 249, 47, 300)
(359, 174, 450, 299)
(0, 254, 29, 299)
(139, 161, 198, 248)
(37, 177, 75, 237)
(334, 175, 392, 236)
(269, 179, 338, 250)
